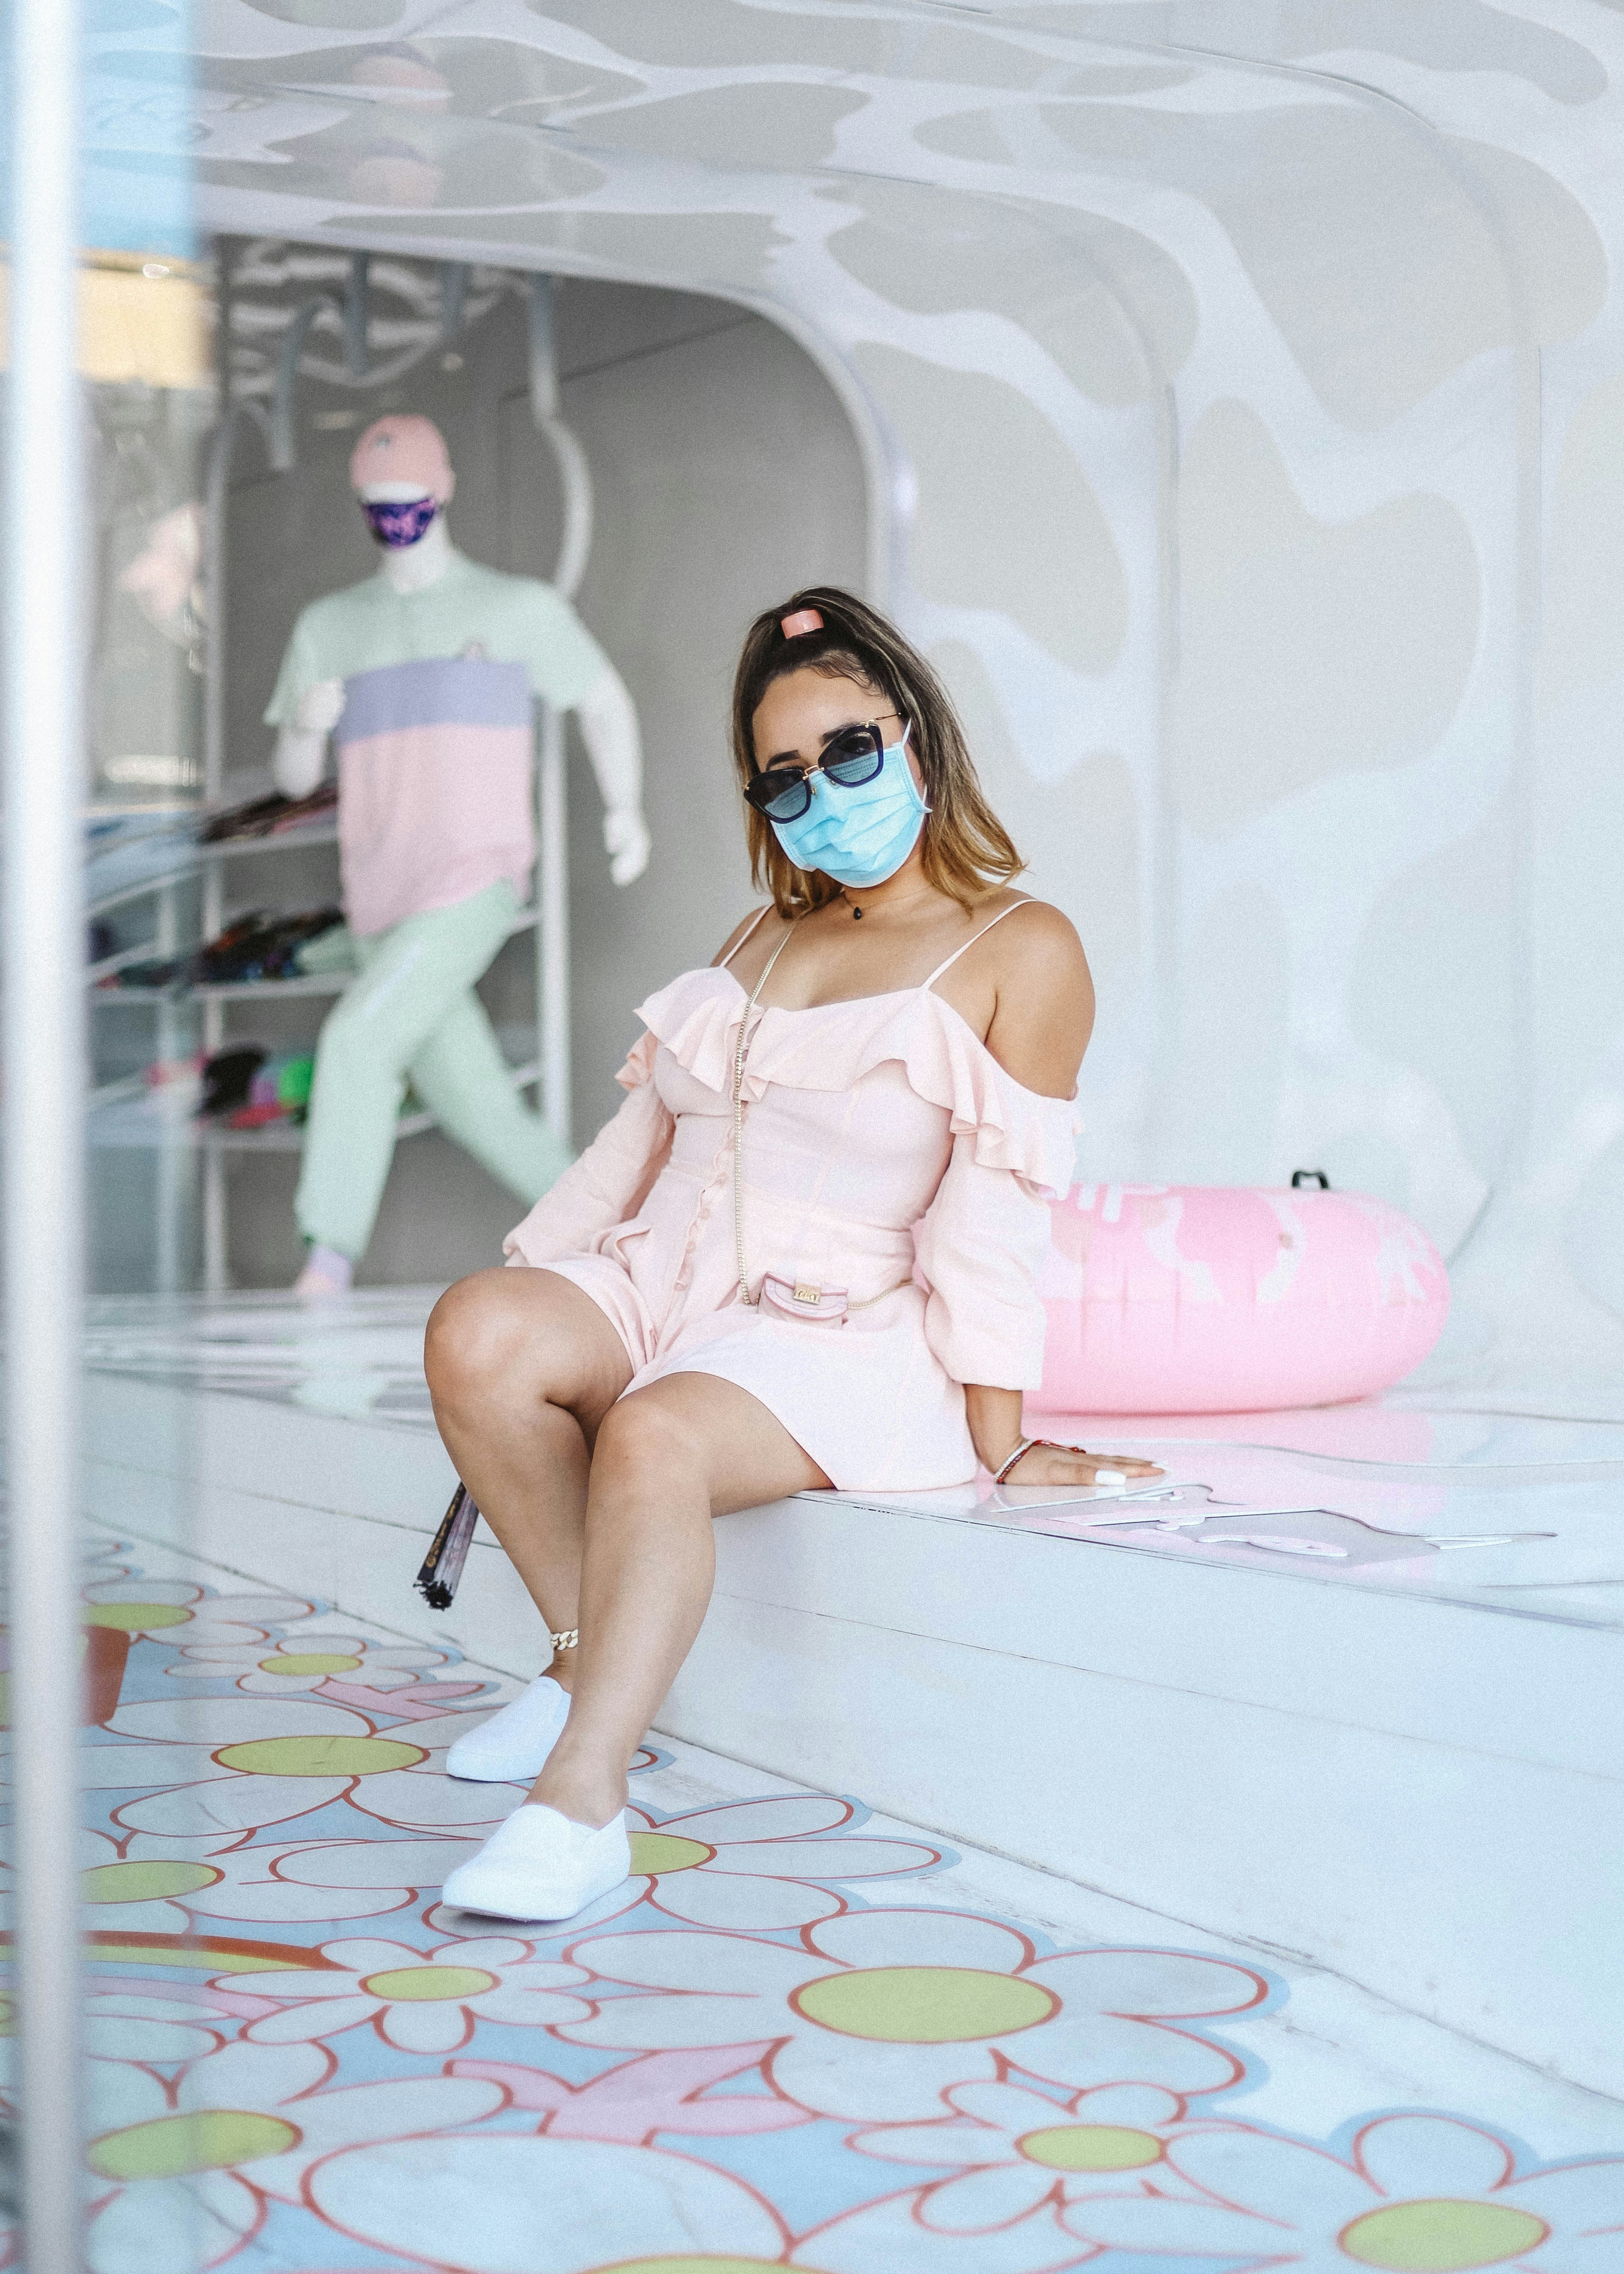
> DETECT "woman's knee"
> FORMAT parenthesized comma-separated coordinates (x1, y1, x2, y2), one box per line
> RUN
(424, 1271, 529, 1403)
(425, 1268, 624, 1425)
(591, 1390, 704, 1489)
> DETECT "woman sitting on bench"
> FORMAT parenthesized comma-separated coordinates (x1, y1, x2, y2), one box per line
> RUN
(425, 586, 1159, 1922)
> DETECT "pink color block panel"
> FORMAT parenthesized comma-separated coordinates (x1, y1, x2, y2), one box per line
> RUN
(1035, 1183, 1449, 1414)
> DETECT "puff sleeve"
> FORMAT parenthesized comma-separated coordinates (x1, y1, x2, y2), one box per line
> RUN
(912, 1133, 1054, 1389)
(502, 1031, 672, 1267)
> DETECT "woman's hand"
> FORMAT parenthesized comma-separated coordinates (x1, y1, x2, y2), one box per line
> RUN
(996, 1440, 1164, 1490)
(963, 1386, 1163, 1490)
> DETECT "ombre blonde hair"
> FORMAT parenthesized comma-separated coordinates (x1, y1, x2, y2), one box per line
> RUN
(730, 586, 1023, 918)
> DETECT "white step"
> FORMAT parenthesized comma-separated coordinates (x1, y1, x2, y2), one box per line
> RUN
(76, 1290, 1624, 2100)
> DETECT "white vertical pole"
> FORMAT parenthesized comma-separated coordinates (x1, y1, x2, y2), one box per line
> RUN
(155, 881, 183, 1292)
(4, 0, 86, 2262)
(529, 275, 592, 1153)
(538, 705, 571, 1145)
(201, 397, 252, 1294)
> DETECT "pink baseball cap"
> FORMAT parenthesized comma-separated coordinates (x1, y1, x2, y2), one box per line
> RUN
(349, 413, 453, 501)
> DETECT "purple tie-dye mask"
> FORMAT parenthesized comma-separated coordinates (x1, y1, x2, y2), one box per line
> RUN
(362, 495, 438, 548)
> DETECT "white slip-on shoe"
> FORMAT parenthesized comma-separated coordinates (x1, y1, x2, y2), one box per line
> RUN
(440, 1803, 630, 1923)
(444, 1674, 570, 1783)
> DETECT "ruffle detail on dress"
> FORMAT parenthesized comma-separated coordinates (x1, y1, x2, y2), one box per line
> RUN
(614, 1028, 659, 1091)
(634, 967, 1081, 1197)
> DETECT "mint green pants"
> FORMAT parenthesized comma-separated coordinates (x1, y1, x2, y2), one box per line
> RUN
(295, 879, 570, 1262)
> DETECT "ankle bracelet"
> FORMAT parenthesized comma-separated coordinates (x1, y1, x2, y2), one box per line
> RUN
(550, 1628, 579, 1653)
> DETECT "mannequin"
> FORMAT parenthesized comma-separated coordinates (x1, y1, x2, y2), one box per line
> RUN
(264, 413, 650, 1298)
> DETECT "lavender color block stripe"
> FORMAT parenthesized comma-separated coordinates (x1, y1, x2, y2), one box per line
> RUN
(336, 658, 532, 745)
(338, 723, 533, 772)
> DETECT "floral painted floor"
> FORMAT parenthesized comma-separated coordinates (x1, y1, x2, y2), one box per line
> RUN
(24, 1532, 1624, 2273)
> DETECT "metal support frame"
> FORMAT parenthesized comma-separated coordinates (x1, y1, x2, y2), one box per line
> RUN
(269, 297, 339, 473)
(529, 275, 595, 1147)
(439, 260, 470, 342)
(201, 399, 271, 1292)
(153, 881, 194, 1293)
(343, 250, 371, 380)
(528, 275, 593, 600)
(4, 0, 87, 2259)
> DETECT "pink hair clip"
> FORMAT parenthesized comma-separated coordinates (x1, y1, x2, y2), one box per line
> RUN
(780, 607, 824, 639)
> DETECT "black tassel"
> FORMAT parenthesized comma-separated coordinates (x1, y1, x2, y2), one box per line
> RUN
(415, 1482, 479, 1609)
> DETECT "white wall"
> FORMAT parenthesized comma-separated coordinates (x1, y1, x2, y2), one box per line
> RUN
(89, 4, 1624, 1403)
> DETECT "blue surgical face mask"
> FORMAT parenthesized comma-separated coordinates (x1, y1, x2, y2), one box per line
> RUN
(769, 735, 928, 889)
(363, 495, 438, 548)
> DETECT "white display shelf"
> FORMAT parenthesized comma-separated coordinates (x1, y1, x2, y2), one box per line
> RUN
(93, 904, 539, 1005)
(87, 815, 340, 922)
(90, 786, 551, 1290)
(99, 974, 353, 1004)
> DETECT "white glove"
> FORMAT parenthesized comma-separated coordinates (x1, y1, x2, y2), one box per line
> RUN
(295, 677, 346, 736)
(603, 805, 651, 888)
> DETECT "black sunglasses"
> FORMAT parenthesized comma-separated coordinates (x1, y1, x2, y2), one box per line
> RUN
(744, 719, 906, 822)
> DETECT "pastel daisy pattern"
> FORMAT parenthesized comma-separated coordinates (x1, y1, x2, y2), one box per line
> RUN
(793, 2179, 1093, 2274)
(138, 1832, 492, 1926)
(620, 1792, 943, 1931)
(163, 1628, 464, 1703)
(854, 2078, 1204, 2234)
(83, 1988, 231, 2074)
(239, 1933, 593, 2053)
(85, 2038, 504, 2272)
(83, 1579, 316, 1647)
(1062, 2111, 1624, 2271)
(78, 1826, 228, 1934)
(81, 1577, 206, 1640)
(90, 1695, 523, 1848)
(307, 2132, 789, 2272)
(563, 1908, 1267, 2123)
(46, 1546, 1624, 2274)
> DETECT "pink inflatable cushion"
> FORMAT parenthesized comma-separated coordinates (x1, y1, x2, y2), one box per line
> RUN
(1034, 1183, 1449, 1416)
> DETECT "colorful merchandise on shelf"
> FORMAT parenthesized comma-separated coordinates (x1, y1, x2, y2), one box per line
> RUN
(142, 1053, 203, 1090)
(1036, 1181, 1450, 1415)
(105, 906, 345, 991)
(198, 781, 338, 843)
(198, 1045, 266, 1118)
(226, 1052, 316, 1130)
(292, 920, 357, 977)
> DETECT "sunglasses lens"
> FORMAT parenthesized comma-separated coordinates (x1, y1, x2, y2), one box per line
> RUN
(751, 770, 810, 820)
(822, 727, 884, 787)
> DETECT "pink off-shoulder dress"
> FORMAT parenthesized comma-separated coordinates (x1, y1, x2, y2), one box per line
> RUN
(502, 902, 1081, 1490)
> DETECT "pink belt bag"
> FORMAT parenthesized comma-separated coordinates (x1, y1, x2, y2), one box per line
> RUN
(759, 1272, 909, 1325)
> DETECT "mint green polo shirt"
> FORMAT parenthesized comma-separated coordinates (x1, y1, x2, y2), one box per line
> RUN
(265, 553, 610, 726)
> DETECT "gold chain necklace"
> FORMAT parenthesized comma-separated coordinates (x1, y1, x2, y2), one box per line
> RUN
(733, 925, 795, 1305)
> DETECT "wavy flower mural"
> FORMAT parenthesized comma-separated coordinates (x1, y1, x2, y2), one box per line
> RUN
(0, 1551, 1611, 2270)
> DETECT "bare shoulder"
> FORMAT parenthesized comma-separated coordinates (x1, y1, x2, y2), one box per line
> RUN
(710, 906, 775, 969)
(988, 895, 1089, 979)
(980, 896, 1095, 1098)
